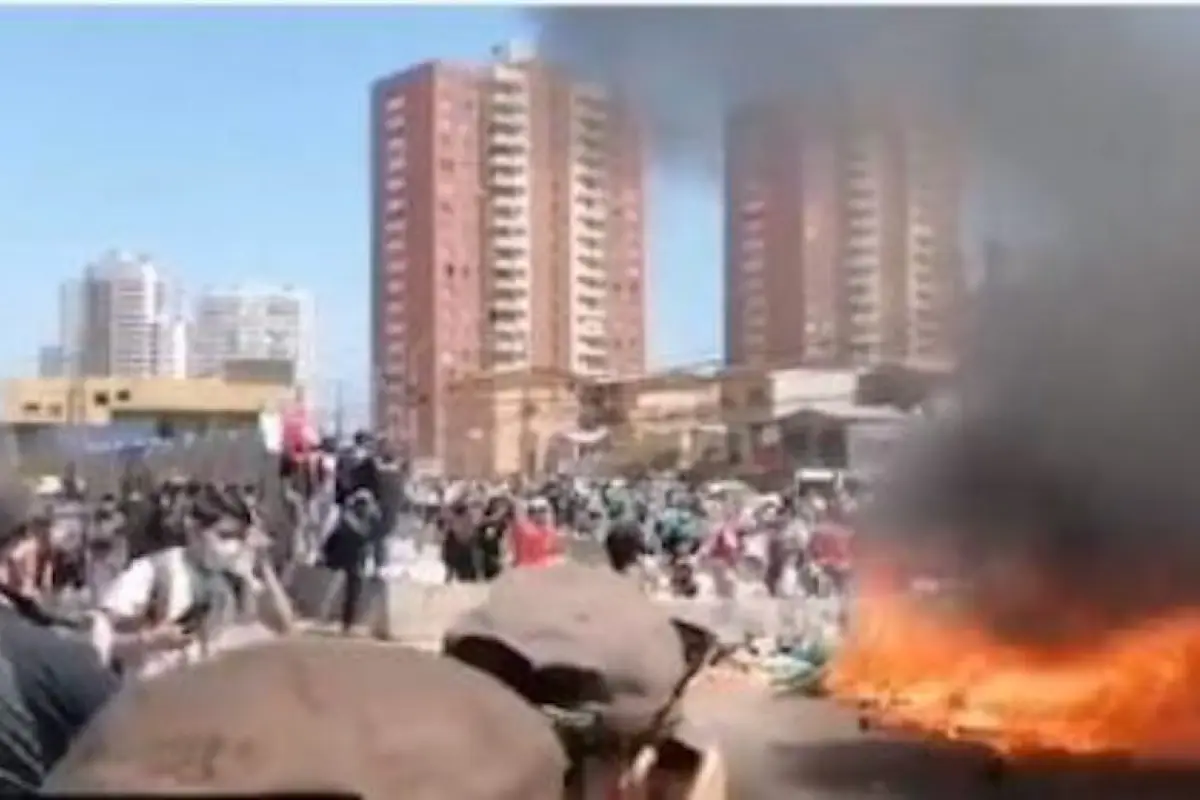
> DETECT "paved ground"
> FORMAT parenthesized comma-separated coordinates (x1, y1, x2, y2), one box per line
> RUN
(685, 684, 1200, 799)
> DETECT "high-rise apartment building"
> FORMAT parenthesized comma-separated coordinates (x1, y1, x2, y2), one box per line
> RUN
(74, 250, 184, 379)
(724, 101, 963, 370)
(57, 278, 83, 377)
(37, 345, 65, 378)
(190, 285, 316, 389)
(370, 42, 647, 461)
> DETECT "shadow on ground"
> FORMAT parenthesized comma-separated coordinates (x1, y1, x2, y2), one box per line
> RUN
(773, 737, 1200, 799)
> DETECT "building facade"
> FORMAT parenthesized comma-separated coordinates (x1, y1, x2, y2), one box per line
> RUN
(2, 375, 293, 429)
(189, 286, 316, 390)
(724, 100, 964, 370)
(74, 251, 184, 379)
(37, 346, 65, 379)
(369, 41, 648, 463)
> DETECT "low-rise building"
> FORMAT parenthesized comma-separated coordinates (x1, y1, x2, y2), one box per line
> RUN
(442, 370, 582, 478)
(1, 376, 295, 432)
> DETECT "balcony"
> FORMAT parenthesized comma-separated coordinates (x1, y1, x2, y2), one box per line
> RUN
(574, 98, 607, 127)
(577, 201, 607, 223)
(491, 231, 528, 252)
(576, 317, 607, 339)
(490, 192, 528, 219)
(489, 91, 528, 117)
(846, 194, 876, 214)
(491, 342, 527, 360)
(487, 151, 526, 173)
(488, 128, 529, 152)
(493, 264, 531, 289)
(576, 148, 606, 172)
(490, 292, 527, 316)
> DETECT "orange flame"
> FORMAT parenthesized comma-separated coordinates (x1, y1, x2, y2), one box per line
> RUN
(828, 577, 1200, 760)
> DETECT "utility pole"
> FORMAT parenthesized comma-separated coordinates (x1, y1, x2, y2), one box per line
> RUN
(333, 381, 345, 442)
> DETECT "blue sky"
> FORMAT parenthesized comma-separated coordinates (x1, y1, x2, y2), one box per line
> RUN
(0, 6, 722, 420)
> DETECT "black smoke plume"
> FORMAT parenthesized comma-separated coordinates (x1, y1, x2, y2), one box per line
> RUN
(533, 8, 1200, 643)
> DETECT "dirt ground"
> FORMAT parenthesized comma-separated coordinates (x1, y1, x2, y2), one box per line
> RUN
(683, 683, 1200, 799)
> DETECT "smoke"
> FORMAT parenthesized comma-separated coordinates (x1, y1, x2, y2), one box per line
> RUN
(534, 8, 1200, 643)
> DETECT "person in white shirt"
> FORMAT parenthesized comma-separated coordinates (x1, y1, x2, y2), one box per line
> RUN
(96, 512, 293, 679)
(96, 545, 206, 678)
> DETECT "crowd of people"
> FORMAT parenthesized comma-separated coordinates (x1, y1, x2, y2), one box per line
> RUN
(0, 426, 865, 794)
(272, 430, 863, 639)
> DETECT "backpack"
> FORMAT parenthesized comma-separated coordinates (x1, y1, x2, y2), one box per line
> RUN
(144, 547, 230, 633)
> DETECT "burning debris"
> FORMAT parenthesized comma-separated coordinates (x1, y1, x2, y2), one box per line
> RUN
(828, 579, 1200, 763)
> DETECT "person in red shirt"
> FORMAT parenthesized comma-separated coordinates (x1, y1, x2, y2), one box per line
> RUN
(809, 521, 854, 593)
(510, 497, 564, 568)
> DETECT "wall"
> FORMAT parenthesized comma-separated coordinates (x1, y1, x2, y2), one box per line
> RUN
(443, 370, 581, 478)
(1, 377, 294, 426)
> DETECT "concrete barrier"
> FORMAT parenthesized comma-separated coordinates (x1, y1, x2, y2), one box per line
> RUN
(288, 560, 840, 649)
(287, 564, 489, 644)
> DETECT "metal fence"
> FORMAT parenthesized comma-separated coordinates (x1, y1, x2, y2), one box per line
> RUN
(2, 424, 276, 496)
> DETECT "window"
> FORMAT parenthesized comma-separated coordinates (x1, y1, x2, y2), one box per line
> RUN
(93, 391, 110, 406)
(21, 402, 40, 414)
(115, 389, 131, 402)
(445, 263, 456, 278)
(439, 158, 455, 173)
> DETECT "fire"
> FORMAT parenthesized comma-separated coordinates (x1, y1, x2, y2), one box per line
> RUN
(828, 578, 1200, 760)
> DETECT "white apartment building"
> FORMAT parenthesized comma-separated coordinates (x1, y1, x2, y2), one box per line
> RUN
(75, 251, 183, 378)
(189, 286, 316, 389)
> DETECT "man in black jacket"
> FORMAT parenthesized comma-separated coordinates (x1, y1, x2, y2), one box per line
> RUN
(371, 442, 404, 575)
(335, 432, 381, 508)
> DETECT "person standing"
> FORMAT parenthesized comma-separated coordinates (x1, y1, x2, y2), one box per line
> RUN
(439, 492, 480, 583)
(476, 493, 513, 581)
(335, 432, 380, 508)
(510, 497, 563, 569)
(319, 489, 380, 635)
(371, 442, 404, 577)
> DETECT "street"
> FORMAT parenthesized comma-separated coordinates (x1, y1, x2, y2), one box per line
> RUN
(686, 685, 1200, 799)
